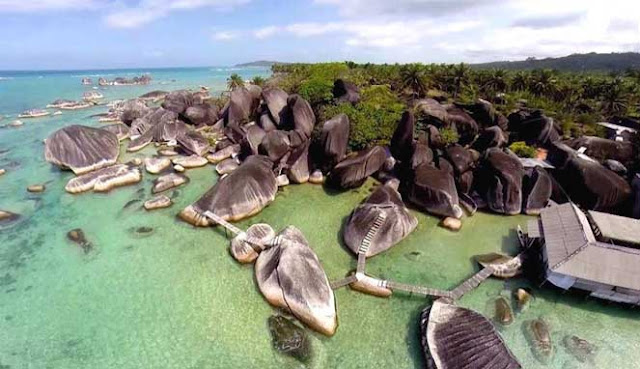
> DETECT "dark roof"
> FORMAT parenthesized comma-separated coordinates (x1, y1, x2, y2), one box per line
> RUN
(537, 204, 640, 291)
(589, 210, 640, 246)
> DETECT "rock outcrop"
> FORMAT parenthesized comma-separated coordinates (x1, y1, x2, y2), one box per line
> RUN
(255, 226, 337, 336)
(45, 125, 120, 174)
(407, 164, 462, 219)
(343, 182, 418, 257)
(476, 149, 524, 215)
(179, 155, 277, 225)
(65, 164, 141, 193)
(327, 146, 387, 189)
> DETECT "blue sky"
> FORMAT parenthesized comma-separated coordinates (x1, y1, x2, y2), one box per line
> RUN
(0, 0, 639, 70)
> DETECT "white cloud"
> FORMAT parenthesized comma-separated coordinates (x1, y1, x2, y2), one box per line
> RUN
(254, 26, 280, 39)
(104, 0, 250, 29)
(213, 31, 238, 40)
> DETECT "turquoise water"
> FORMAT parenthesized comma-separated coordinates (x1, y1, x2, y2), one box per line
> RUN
(1, 68, 640, 368)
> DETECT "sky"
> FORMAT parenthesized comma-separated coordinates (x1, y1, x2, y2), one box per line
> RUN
(0, 0, 639, 70)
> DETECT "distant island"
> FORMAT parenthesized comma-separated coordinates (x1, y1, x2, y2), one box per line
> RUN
(473, 52, 640, 72)
(234, 60, 287, 67)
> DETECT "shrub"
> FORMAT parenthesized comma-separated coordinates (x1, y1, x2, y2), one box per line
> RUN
(298, 78, 334, 106)
(509, 141, 537, 158)
(320, 85, 404, 151)
(439, 127, 460, 146)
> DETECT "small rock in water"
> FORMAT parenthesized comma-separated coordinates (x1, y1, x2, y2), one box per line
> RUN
(404, 251, 422, 261)
(144, 195, 172, 210)
(10, 120, 23, 127)
(27, 184, 45, 193)
(67, 228, 92, 253)
(158, 148, 179, 157)
(144, 157, 172, 174)
(230, 223, 275, 264)
(494, 296, 514, 326)
(173, 164, 185, 173)
(563, 335, 597, 363)
(123, 199, 141, 210)
(525, 318, 553, 363)
(127, 158, 143, 166)
(440, 217, 462, 231)
(268, 315, 311, 363)
(0, 168, 5, 176)
(152, 173, 188, 193)
(349, 273, 392, 297)
(0, 210, 20, 226)
(309, 170, 324, 184)
(129, 226, 154, 238)
(276, 174, 290, 187)
(515, 288, 532, 311)
(171, 155, 208, 168)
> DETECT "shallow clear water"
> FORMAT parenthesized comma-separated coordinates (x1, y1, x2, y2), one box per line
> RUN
(1, 69, 640, 368)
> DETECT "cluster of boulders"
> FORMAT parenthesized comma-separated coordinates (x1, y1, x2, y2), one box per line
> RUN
(98, 75, 151, 86)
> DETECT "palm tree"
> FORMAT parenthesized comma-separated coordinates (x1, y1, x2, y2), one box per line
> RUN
(251, 76, 266, 87)
(451, 63, 471, 98)
(399, 64, 428, 99)
(227, 73, 245, 90)
(601, 78, 629, 117)
(483, 69, 509, 94)
(529, 69, 557, 96)
(511, 71, 530, 92)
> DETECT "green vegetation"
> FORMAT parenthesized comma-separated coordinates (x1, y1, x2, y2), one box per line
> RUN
(439, 128, 460, 146)
(474, 52, 640, 72)
(251, 76, 266, 87)
(320, 85, 404, 150)
(509, 141, 537, 158)
(269, 61, 640, 151)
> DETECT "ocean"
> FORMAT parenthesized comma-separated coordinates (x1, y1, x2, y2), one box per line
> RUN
(1, 67, 639, 368)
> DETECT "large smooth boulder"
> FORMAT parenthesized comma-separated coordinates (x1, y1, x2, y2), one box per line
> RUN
(259, 130, 291, 162)
(130, 107, 178, 138)
(333, 79, 360, 104)
(567, 136, 634, 166)
(390, 111, 414, 163)
(327, 146, 387, 189)
(445, 145, 474, 175)
(445, 105, 479, 145)
(255, 226, 337, 336)
(184, 103, 219, 126)
(120, 99, 151, 125)
(457, 98, 508, 130)
(287, 141, 310, 184)
(261, 88, 289, 126)
(127, 119, 189, 152)
(240, 124, 267, 157)
(344, 182, 418, 257)
(318, 114, 350, 170)
(162, 90, 194, 114)
(420, 300, 521, 369)
(177, 130, 210, 156)
(407, 163, 462, 219)
(179, 155, 277, 225)
(554, 156, 631, 213)
(226, 87, 258, 125)
(287, 95, 315, 138)
(101, 123, 130, 141)
(472, 126, 508, 152)
(45, 125, 120, 174)
(508, 109, 560, 146)
(65, 164, 141, 193)
(476, 149, 524, 215)
(522, 166, 552, 215)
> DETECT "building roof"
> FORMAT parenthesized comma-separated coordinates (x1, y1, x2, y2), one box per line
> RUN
(538, 203, 640, 291)
(588, 210, 640, 246)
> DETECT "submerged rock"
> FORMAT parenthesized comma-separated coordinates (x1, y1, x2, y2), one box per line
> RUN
(27, 184, 45, 193)
(152, 173, 188, 194)
(268, 315, 311, 363)
(475, 253, 522, 278)
(44, 125, 120, 174)
(407, 164, 462, 219)
(343, 183, 418, 257)
(144, 195, 172, 210)
(0, 210, 20, 227)
(179, 155, 277, 225)
(420, 299, 521, 369)
(525, 319, 553, 363)
(230, 223, 275, 264)
(563, 335, 597, 363)
(327, 146, 386, 189)
(515, 288, 532, 312)
(144, 157, 172, 174)
(494, 297, 514, 326)
(255, 226, 336, 336)
(67, 228, 92, 253)
(65, 164, 141, 193)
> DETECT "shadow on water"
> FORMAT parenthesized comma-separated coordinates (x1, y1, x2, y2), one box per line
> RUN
(405, 299, 429, 369)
